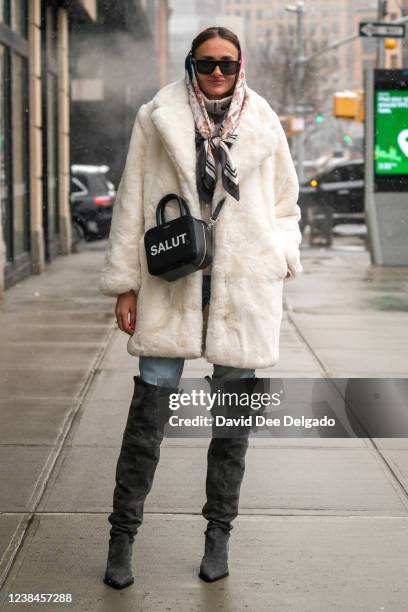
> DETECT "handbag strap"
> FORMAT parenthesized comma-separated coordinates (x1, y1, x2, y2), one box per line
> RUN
(156, 194, 227, 228)
(207, 197, 227, 229)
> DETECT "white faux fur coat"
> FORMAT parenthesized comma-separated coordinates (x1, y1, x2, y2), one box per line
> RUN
(99, 78, 303, 369)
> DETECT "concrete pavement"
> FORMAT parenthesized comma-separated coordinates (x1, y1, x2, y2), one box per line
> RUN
(1, 236, 408, 611)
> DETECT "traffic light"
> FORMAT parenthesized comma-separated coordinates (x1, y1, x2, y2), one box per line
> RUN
(384, 38, 397, 50)
(315, 113, 324, 123)
(343, 134, 352, 144)
(333, 90, 364, 122)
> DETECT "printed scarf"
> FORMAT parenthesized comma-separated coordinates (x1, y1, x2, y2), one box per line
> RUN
(184, 50, 250, 203)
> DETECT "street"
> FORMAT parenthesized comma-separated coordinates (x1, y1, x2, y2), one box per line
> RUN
(1, 236, 408, 611)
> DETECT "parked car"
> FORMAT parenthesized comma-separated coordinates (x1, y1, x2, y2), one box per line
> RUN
(299, 159, 365, 235)
(70, 164, 116, 250)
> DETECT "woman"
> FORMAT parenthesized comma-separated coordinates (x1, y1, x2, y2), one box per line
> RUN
(100, 26, 302, 589)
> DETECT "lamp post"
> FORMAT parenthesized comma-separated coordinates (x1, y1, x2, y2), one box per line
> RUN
(285, 1, 306, 183)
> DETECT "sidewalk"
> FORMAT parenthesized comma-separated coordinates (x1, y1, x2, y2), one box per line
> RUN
(1, 237, 408, 611)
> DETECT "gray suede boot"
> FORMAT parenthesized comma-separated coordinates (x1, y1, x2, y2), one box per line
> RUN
(104, 533, 135, 589)
(103, 375, 176, 589)
(199, 523, 231, 582)
(199, 376, 261, 583)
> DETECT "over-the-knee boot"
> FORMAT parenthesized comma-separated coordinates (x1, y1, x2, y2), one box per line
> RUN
(199, 376, 261, 583)
(103, 375, 176, 589)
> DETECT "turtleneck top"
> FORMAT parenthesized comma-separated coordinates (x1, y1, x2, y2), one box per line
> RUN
(199, 91, 233, 276)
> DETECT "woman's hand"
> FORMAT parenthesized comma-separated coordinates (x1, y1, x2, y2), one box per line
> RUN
(115, 290, 137, 336)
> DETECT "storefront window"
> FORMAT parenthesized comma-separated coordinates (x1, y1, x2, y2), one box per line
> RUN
(0, 43, 8, 260)
(11, 51, 29, 257)
(47, 72, 58, 240)
(41, 4, 59, 254)
(46, 5, 57, 61)
(0, 0, 30, 283)
(11, 0, 27, 38)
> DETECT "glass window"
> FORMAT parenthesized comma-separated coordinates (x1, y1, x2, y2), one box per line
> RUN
(46, 5, 57, 62)
(322, 167, 343, 183)
(11, 51, 29, 257)
(42, 4, 59, 252)
(0, 43, 9, 261)
(339, 166, 351, 182)
(71, 177, 87, 193)
(390, 54, 398, 69)
(75, 174, 89, 189)
(348, 164, 364, 181)
(11, 0, 27, 38)
(46, 71, 59, 240)
(92, 173, 110, 193)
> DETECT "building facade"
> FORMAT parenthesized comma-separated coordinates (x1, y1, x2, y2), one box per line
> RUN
(69, 0, 167, 186)
(224, 0, 405, 89)
(403, 0, 408, 67)
(141, 0, 171, 87)
(0, 0, 97, 295)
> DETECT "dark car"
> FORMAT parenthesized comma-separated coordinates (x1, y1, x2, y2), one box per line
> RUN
(299, 159, 365, 237)
(70, 164, 116, 249)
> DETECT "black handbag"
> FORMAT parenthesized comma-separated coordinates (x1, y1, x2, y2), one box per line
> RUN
(144, 193, 226, 282)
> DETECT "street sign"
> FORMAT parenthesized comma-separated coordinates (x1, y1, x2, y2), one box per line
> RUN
(359, 21, 406, 38)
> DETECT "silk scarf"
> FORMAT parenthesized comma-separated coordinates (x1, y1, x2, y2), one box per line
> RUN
(184, 49, 250, 203)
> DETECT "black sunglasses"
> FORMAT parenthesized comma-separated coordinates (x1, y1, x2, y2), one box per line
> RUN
(192, 57, 240, 76)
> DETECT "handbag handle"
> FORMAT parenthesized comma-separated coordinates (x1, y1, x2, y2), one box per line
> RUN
(156, 193, 191, 226)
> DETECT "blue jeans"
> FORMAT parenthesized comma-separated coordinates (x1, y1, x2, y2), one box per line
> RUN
(139, 275, 255, 386)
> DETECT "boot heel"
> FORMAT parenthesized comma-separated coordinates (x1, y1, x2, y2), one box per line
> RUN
(199, 526, 230, 583)
(103, 533, 135, 589)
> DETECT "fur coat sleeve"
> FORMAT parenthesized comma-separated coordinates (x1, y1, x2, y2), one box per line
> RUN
(270, 110, 303, 279)
(98, 105, 148, 296)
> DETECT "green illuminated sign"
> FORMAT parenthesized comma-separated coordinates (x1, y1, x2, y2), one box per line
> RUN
(374, 90, 408, 175)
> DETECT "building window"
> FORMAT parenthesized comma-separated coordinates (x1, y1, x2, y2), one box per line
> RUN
(390, 54, 398, 68)
(11, 0, 27, 38)
(0, 43, 8, 260)
(46, 72, 59, 240)
(0, 3, 30, 269)
(42, 4, 59, 256)
(0, 1, 27, 36)
(10, 51, 29, 258)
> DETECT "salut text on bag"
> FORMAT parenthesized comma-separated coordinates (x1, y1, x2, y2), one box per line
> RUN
(149, 232, 189, 256)
(144, 193, 226, 282)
